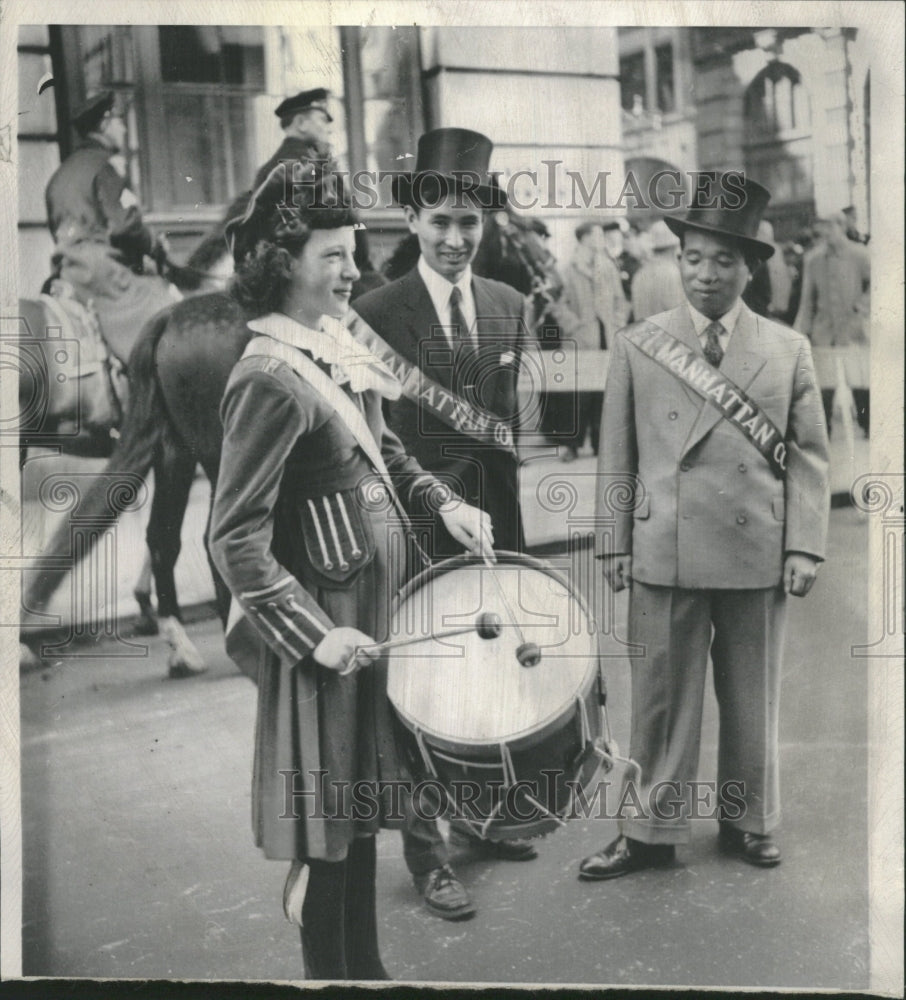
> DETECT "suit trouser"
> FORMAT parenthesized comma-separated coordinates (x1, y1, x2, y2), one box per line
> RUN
(619, 582, 786, 845)
(401, 811, 449, 877)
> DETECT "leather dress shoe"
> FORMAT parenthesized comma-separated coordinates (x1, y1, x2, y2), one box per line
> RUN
(578, 835, 676, 880)
(449, 829, 539, 861)
(413, 865, 476, 921)
(718, 824, 782, 867)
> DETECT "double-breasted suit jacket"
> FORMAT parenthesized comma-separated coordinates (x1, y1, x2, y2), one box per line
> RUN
(600, 303, 830, 585)
(209, 326, 443, 862)
(598, 302, 830, 842)
(353, 268, 529, 555)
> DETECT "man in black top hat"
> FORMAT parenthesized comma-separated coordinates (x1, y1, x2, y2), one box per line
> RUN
(44, 91, 177, 363)
(185, 88, 334, 277)
(578, 173, 829, 880)
(352, 128, 539, 921)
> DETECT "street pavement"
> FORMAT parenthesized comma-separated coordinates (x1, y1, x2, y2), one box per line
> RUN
(18, 498, 871, 989)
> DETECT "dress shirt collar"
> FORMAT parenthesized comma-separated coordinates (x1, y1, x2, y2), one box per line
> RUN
(687, 297, 743, 340)
(417, 255, 474, 320)
(247, 312, 400, 398)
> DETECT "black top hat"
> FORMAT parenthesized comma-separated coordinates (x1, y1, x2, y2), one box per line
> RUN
(664, 172, 774, 261)
(392, 128, 507, 210)
(274, 88, 333, 122)
(71, 91, 115, 135)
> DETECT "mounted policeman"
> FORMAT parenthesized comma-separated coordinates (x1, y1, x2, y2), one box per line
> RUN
(44, 90, 179, 367)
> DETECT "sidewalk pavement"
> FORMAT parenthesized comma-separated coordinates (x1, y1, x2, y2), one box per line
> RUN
(18, 504, 871, 987)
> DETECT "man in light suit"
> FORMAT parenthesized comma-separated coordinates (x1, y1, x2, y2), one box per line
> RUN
(579, 174, 830, 879)
(353, 128, 538, 919)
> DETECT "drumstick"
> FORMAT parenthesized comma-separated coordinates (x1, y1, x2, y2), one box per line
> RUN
(481, 557, 542, 666)
(355, 612, 503, 658)
(481, 555, 526, 644)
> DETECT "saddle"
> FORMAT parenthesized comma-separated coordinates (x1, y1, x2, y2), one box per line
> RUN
(33, 282, 128, 441)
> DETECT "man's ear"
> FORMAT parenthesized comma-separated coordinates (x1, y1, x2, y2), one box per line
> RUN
(403, 205, 419, 233)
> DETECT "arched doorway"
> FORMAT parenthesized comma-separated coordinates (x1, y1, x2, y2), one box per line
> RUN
(742, 62, 815, 242)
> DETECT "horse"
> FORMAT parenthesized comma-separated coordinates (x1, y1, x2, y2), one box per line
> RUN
(20, 211, 565, 675)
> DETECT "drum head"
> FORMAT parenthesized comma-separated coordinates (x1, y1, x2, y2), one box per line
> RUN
(387, 555, 599, 748)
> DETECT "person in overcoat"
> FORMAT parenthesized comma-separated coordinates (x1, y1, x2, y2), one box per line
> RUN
(208, 163, 493, 980)
(578, 175, 830, 880)
(351, 128, 539, 921)
(794, 212, 871, 436)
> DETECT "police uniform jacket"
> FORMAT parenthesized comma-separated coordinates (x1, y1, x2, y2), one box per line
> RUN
(353, 268, 529, 554)
(45, 138, 153, 269)
(598, 303, 830, 589)
(209, 317, 445, 861)
(185, 137, 329, 274)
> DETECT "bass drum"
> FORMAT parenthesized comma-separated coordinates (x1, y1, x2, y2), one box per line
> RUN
(387, 552, 611, 840)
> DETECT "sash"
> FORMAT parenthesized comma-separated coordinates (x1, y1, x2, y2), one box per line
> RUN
(242, 334, 420, 531)
(346, 311, 518, 456)
(224, 333, 431, 681)
(625, 319, 788, 479)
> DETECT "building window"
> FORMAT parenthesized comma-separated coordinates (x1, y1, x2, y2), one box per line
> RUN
(620, 41, 676, 115)
(655, 43, 675, 113)
(279, 26, 424, 206)
(620, 51, 646, 112)
(59, 25, 268, 213)
(153, 27, 266, 209)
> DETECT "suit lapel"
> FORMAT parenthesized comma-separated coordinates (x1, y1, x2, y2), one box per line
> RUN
(681, 303, 767, 455)
(400, 269, 453, 387)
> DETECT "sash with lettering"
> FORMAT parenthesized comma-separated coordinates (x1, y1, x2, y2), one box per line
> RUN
(346, 311, 518, 457)
(625, 319, 788, 479)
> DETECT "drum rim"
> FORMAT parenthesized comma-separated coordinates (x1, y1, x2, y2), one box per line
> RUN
(388, 550, 602, 747)
(392, 550, 595, 620)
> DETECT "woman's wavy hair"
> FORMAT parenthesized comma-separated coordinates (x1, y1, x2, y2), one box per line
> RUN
(228, 162, 356, 315)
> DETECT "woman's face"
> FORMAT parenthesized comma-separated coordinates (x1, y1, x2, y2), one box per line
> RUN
(290, 227, 360, 321)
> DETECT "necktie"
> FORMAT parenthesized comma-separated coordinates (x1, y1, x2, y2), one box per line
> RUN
(449, 285, 478, 402)
(449, 285, 472, 352)
(702, 320, 725, 367)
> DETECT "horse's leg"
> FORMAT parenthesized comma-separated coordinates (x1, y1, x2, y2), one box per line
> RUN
(132, 549, 158, 635)
(147, 438, 207, 678)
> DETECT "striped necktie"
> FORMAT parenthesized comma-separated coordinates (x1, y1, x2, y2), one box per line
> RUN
(702, 320, 726, 367)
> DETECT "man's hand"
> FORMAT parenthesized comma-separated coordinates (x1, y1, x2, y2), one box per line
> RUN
(312, 627, 378, 674)
(439, 501, 496, 561)
(602, 554, 632, 592)
(783, 553, 820, 597)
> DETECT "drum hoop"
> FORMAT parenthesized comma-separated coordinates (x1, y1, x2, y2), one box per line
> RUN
(392, 549, 596, 623)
